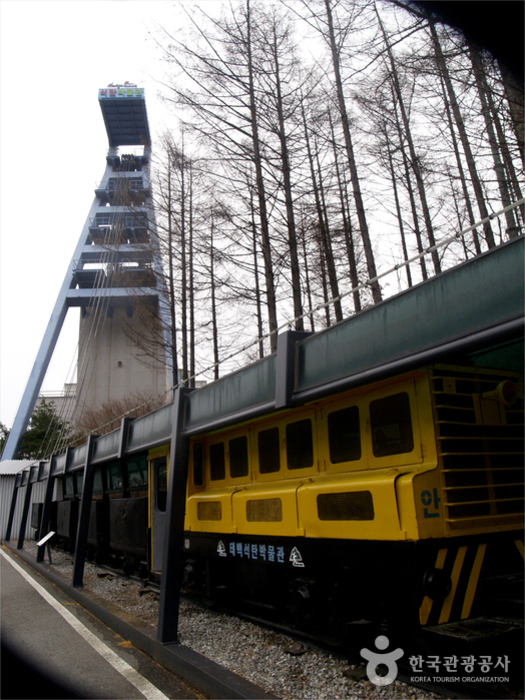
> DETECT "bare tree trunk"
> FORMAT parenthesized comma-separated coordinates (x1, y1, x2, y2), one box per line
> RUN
(179, 138, 189, 384)
(392, 93, 429, 281)
(188, 161, 196, 386)
(384, 128, 413, 287)
(429, 20, 495, 248)
(318, 244, 331, 328)
(315, 136, 343, 322)
(376, 7, 441, 274)
(270, 24, 304, 330)
(324, 0, 382, 303)
(449, 166, 471, 259)
(328, 109, 361, 312)
(246, 0, 278, 352)
(249, 182, 265, 359)
(497, 58, 525, 168)
(300, 217, 316, 332)
(468, 40, 518, 237)
(302, 100, 343, 322)
(210, 217, 219, 380)
(484, 66, 524, 230)
(439, 75, 481, 254)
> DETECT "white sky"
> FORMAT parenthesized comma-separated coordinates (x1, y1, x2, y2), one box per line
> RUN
(0, 0, 188, 429)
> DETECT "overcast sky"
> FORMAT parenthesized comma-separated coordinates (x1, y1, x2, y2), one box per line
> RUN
(1, 0, 517, 433)
(0, 0, 187, 429)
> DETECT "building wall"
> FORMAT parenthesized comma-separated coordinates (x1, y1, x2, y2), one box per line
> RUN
(35, 386, 77, 425)
(0, 478, 49, 540)
(75, 304, 170, 423)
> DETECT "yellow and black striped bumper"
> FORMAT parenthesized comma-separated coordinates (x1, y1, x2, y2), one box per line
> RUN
(420, 538, 524, 626)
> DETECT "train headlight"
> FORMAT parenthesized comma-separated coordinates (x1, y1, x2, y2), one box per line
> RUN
(482, 381, 518, 407)
(423, 567, 452, 600)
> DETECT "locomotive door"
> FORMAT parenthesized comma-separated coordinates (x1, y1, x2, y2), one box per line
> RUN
(148, 449, 168, 573)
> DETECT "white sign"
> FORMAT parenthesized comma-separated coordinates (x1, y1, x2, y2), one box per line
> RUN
(37, 531, 55, 547)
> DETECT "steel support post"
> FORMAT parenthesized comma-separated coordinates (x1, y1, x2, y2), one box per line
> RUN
(157, 387, 191, 644)
(17, 482, 33, 550)
(72, 435, 97, 587)
(118, 417, 132, 458)
(36, 457, 57, 563)
(275, 330, 312, 409)
(4, 482, 19, 542)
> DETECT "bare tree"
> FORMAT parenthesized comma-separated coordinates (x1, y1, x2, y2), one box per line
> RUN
(323, 0, 382, 302)
(427, 18, 496, 248)
(375, 5, 442, 274)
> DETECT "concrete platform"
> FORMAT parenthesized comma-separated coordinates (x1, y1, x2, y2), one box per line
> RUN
(1, 547, 198, 699)
(1, 544, 276, 700)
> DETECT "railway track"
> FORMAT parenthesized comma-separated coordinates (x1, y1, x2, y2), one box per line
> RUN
(212, 605, 523, 699)
(183, 590, 523, 700)
(27, 543, 524, 699)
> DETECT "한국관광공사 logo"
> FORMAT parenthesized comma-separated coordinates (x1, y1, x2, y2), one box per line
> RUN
(361, 635, 404, 686)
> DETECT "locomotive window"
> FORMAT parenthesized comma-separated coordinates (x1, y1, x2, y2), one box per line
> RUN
(193, 442, 204, 486)
(210, 442, 226, 481)
(229, 436, 249, 478)
(370, 392, 414, 457)
(107, 462, 123, 490)
(258, 427, 280, 474)
(286, 419, 313, 470)
(155, 459, 167, 512)
(328, 406, 361, 463)
(127, 455, 148, 488)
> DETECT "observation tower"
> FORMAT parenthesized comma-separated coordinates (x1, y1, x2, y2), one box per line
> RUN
(3, 85, 172, 460)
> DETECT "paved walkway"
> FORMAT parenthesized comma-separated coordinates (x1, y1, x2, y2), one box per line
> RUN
(1, 547, 199, 699)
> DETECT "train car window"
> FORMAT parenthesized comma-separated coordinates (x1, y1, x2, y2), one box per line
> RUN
(286, 419, 313, 469)
(210, 442, 226, 481)
(258, 427, 280, 474)
(327, 406, 361, 463)
(155, 459, 167, 512)
(64, 475, 75, 497)
(193, 442, 204, 486)
(370, 392, 414, 457)
(229, 436, 249, 478)
(107, 462, 123, 490)
(127, 455, 148, 488)
(93, 467, 104, 494)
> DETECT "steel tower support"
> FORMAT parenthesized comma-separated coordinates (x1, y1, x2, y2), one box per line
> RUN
(3, 85, 173, 460)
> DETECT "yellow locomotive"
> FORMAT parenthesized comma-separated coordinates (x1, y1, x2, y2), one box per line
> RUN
(166, 362, 523, 636)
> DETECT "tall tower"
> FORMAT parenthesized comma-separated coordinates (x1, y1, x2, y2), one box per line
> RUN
(2, 85, 172, 460)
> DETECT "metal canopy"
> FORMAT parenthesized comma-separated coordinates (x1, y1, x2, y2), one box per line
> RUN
(295, 236, 524, 398)
(181, 236, 524, 433)
(98, 86, 150, 147)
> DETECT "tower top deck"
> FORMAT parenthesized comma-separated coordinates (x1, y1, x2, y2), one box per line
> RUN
(98, 83, 150, 147)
